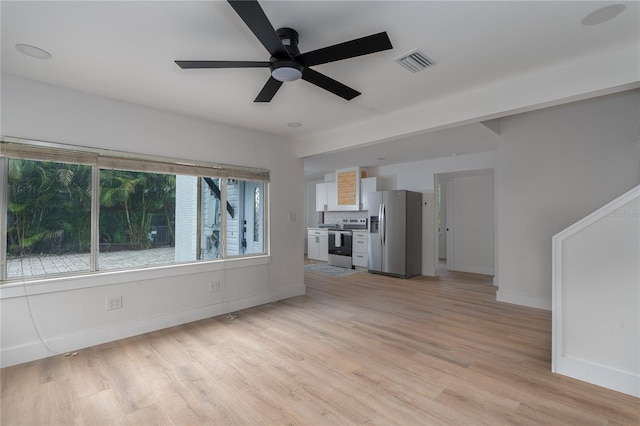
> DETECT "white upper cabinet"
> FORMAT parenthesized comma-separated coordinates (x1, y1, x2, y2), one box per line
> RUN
(326, 181, 338, 211)
(315, 182, 328, 211)
(316, 181, 339, 211)
(360, 177, 378, 211)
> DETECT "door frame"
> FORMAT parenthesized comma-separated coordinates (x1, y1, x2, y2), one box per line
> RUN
(434, 174, 454, 272)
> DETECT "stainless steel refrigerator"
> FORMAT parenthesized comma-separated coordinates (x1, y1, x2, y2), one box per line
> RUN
(368, 190, 422, 279)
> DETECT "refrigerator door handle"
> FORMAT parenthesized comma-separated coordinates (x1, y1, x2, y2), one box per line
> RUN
(378, 203, 383, 247)
(381, 203, 386, 246)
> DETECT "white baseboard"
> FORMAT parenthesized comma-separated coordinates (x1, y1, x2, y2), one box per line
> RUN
(453, 264, 495, 276)
(554, 355, 640, 398)
(496, 289, 551, 310)
(0, 285, 305, 368)
(226, 285, 305, 313)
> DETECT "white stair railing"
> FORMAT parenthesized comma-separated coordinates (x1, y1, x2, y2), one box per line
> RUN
(552, 184, 639, 397)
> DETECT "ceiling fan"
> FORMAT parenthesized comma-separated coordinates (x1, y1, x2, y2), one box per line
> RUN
(175, 0, 393, 102)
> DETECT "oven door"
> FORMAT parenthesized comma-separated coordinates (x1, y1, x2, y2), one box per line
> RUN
(328, 231, 353, 257)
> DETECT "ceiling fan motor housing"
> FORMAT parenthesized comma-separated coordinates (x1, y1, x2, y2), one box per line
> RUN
(276, 27, 300, 55)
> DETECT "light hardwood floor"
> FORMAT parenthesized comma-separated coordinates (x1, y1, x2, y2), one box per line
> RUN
(2, 267, 638, 425)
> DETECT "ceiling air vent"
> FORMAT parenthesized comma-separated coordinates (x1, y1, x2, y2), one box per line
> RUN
(395, 50, 433, 73)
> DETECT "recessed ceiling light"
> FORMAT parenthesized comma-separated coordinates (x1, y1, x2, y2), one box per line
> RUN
(287, 122, 302, 128)
(581, 4, 625, 26)
(15, 44, 52, 60)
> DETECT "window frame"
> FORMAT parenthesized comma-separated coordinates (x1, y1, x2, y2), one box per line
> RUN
(0, 136, 270, 283)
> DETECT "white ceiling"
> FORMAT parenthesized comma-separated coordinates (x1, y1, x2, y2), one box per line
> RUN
(2, 1, 638, 179)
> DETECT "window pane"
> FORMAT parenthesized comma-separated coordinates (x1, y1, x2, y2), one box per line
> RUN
(6, 159, 91, 278)
(99, 169, 176, 270)
(174, 175, 197, 263)
(254, 186, 260, 243)
(174, 176, 225, 262)
(226, 179, 264, 256)
(199, 177, 222, 260)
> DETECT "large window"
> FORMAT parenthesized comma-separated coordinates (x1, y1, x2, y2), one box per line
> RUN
(0, 138, 269, 281)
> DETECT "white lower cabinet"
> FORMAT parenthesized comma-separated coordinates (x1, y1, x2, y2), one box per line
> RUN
(352, 231, 368, 268)
(307, 229, 328, 262)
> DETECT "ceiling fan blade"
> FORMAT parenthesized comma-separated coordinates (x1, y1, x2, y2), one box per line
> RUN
(175, 60, 270, 69)
(228, 0, 289, 59)
(254, 77, 283, 102)
(298, 32, 393, 67)
(302, 68, 360, 101)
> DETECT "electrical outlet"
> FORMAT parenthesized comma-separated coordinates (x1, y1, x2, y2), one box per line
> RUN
(209, 281, 221, 293)
(106, 296, 122, 311)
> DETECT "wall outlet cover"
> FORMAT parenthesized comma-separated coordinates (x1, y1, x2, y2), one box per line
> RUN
(106, 296, 122, 311)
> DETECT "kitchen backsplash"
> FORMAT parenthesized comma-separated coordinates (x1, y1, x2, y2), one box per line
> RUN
(324, 211, 368, 225)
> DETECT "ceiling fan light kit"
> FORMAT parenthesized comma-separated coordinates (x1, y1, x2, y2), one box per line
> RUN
(271, 60, 303, 82)
(176, 0, 393, 102)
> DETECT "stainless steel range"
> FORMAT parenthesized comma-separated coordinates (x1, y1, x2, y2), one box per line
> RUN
(328, 218, 367, 268)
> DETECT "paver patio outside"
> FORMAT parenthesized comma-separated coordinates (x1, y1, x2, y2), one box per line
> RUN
(6, 247, 177, 279)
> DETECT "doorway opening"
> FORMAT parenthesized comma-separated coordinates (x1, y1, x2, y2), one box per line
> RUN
(434, 169, 495, 277)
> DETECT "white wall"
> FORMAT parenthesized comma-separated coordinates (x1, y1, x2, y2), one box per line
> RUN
(0, 74, 305, 367)
(374, 151, 497, 192)
(497, 90, 640, 310)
